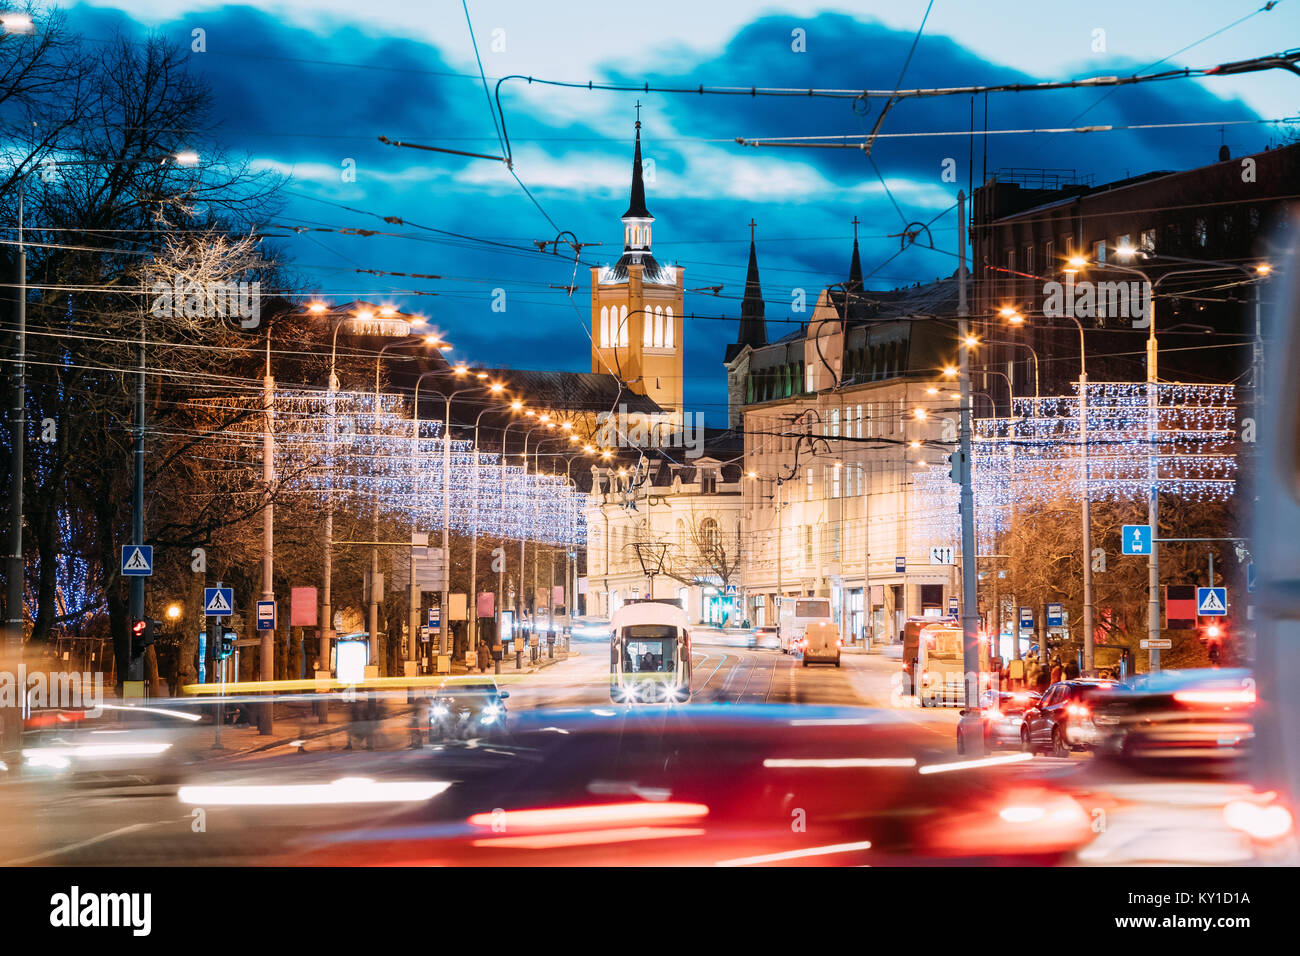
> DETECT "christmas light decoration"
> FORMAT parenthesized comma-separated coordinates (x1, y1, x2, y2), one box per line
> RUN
(912, 382, 1237, 552)
(189, 387, 586, 547)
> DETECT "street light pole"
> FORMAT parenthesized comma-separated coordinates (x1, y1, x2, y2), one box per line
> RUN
(258, 320, 275, 734)
(956, 191, 980, 710)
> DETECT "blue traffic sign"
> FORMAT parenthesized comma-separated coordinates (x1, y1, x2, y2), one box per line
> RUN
(1019, 607, 1034, 629)
(121, 545, 153, 576)
(1046, 603, 1064, 627)
(895, 556, 906, 573)
(204, 587, 235, 616)
(256, 600, 276, 631)
(1122, 525, 1152, 555)
(428, 607, 441, 629)
(1197, 587, 1228, 617)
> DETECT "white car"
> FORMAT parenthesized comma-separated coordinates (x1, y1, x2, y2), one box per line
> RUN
(800, 621, 842, 667)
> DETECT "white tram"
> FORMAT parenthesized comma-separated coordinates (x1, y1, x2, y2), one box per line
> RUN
(609, 599, 692, 704)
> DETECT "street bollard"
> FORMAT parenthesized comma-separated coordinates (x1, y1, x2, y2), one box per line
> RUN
(516, 650, 523, 669)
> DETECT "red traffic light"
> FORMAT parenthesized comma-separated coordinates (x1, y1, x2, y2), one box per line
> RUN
(132, 619, 147, 636)
(1205, 623, 1223, 640)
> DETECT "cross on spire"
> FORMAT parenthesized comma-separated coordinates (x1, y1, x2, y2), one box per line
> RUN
(635, 99, 642, 128)
(748, 218, 757, 242)
(851, 215, 861, 240)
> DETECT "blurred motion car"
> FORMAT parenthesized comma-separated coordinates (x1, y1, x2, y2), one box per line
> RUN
(956, 690, 1041, 754)
(17, 701, 209, 785)
(753, 625, 780, 649)
(429, 680, 510, 741)
(569, 617, 612, 641)
(1089, 668, 1254, 766)
(285, 705, 1095, 866)
(1022, 679, 1119, 756)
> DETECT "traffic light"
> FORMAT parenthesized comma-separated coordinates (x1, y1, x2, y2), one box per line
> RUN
(947, 449, 965, 485)
(1199, 620, 1226, 666)
(131, 618, 162, 656)
(218, 628, 236, 660)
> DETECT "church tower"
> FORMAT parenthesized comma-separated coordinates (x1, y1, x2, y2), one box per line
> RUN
(591, 112, 685, 419)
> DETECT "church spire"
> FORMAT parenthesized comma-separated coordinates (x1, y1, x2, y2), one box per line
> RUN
(737, 219, 767, 349)
(622, 105, 651, 220)
(848, 215, 863, 290)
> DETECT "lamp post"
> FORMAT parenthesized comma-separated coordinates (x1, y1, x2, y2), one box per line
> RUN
(518, 421, 553, 626)
(371, 335, 436, 670)
(416, 372, 492, 664)
(465, 388, 510, 656)
(1070, 252, 1246, 672)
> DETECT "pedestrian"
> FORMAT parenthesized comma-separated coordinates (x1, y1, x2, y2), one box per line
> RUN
(1050, 657, 1063, 685)
(477, 639, 491, 673)
(1064, 658, 1080, 680)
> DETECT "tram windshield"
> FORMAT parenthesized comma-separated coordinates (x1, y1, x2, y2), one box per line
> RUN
(621, 625, 679, 673)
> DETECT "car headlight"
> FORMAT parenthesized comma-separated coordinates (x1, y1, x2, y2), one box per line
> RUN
(431, 704, 449, 719)
(483, 703, 502, 717)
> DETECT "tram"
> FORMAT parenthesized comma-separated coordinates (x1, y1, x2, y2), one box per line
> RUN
(609, 598, 692, 704)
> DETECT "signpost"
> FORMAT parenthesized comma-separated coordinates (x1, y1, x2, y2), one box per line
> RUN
(1019, 607, 1034, 631)
(1046, 603, 1064, 628)
(895, 556, 906, 574)
(1197, 587, 1228, 617)
(121, 545, 153, 576)
(929, 546, 955, 565)
(1122, 525, 1152, 555)
(204, 587, 235, 617)
(1140, 638, 1172, 650)
(256, 600, 276, 632)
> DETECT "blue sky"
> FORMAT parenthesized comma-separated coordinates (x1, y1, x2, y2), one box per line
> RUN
(52, 1, 1300, 424)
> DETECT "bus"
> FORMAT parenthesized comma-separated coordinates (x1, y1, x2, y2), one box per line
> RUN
(609, 598, 692, 704)
(778, 596, 833, 653)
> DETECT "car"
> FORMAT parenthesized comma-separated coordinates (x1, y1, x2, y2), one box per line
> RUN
(1089, 668, 1254, 767)
(800, 621, 842, 667)
(1021, 679, 1119, 756)
(569, 617, 612, 641)
(956, 690, 1041, 754)
(428, 679, 510, 740)
(753, 625, 780, 649)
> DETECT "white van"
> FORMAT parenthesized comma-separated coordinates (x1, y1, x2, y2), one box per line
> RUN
(800, 620, 842, 667)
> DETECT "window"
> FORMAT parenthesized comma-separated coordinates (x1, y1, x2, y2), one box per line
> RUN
(654, 306, 665, 347)
(1093, 240, 1106, 263)
(831, 407, 840, 438)
(664, 307, 674, 348)
(1022, 244, 1034, 277)
(619, 306, 629, 346)
(1044, 239, 1055, 273)
(644, 309, 654, 347)
(600, 306, 609, 347)
(804, 526, 813, 564)
(831, 464, 840, 499)
(701, 470, 717, 494)
(699, 517, 721, 550)
(1195, 218, 1208, 248)
(1140, 229, 1156, 254)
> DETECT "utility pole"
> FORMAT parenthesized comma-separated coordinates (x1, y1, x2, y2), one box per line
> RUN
(956, 191, 980, 710)
(129, 286, 146, 685)
(259, 328, 275, 734)
(1147, 299, 1162, 671)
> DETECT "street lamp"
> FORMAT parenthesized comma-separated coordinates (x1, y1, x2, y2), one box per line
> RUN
(313, 303, 439, 671)
(1076, 247, 1271, 671)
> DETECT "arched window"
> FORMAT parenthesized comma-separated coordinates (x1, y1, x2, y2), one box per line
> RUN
(619, 306, 629, 347)
(600, 306, 609, 347)
(665, 307, 674, 348)
(699, 517, 721, 552)
(644, 309, 654, 347)
(654, 306, 664, 347)
(676, 518, 685, 545)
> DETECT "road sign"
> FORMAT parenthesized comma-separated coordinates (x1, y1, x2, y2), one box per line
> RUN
(1197, 586, 1228, 616)
(948, 597, 959, 616)
(725, 584, 737, 595)
(204, 587, 234, 616)
(929, 546, 955, 565)
(1019, 607, 1034, 630)
(1246, 563, 1257, 594)
(1166, 584, 1196, 628)
(256, 600, 276, 631)
(895, 556, 906, 573)
(428, 607, 441, 631)
(1140, 638, 1172, 650)
(1122, 525, 1152, 555)
(120, 545, 153, 576)
(1046, 603, 1064, 627)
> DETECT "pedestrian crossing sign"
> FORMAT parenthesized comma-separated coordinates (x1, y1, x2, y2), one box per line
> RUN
(1197, 586, 1227, 616)
(120, 545, 153, 576)
(204, 587, 235, 616)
